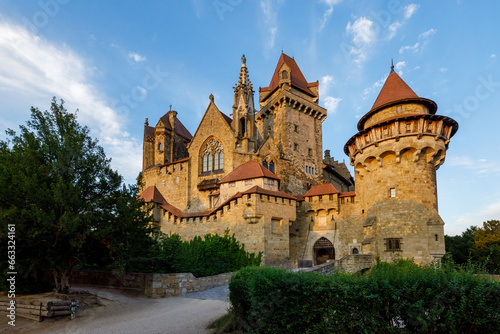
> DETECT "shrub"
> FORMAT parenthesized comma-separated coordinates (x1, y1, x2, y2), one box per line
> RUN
(229, 260, 500, 333)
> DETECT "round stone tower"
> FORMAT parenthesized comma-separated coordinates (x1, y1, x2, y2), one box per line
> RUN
(344, 65, 458, 264)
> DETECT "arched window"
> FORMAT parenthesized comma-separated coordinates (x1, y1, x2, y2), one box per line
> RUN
(157, 142, 163, 151)
(352, 247, 359, 255)
(200, 138, 224, 175)
(269, 160, 274, 173)
(263, 160, 268, 169)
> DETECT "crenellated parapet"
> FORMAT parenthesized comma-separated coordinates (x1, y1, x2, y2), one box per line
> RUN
(257, 92, 327, 122)
(345, 113, 458, 169)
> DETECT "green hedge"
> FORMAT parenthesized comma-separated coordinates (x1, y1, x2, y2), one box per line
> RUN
(125, 231, 261, 277)
(229, 261, 500, 333)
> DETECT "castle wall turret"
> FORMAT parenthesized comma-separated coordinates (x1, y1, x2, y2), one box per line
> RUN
(344, 67, 458, 264)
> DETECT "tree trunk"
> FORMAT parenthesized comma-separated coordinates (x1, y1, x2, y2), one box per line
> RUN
(52, 268, 72, 293)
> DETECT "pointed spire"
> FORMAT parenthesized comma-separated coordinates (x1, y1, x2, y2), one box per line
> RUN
(390, 59, 394, 73)
(238, 54, 251, 87)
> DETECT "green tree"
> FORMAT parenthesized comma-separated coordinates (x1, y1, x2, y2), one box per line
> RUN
(445, 226, 477, 265)
(474, 220, 500, 273)
(0, 98, 155, 293)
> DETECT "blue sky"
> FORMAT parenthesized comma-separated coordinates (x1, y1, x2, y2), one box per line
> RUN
(0, 0, 499, 235)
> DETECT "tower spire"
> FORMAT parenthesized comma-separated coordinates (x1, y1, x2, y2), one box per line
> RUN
(238, 54, 251, 86)
(390, 59, 395, 73)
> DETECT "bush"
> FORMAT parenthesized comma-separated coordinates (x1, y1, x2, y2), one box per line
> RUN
(229, 260, 500, 333)
(125, 231, 261, 277)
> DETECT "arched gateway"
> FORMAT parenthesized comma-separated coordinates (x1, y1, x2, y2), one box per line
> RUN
(313, 237, 335, 265)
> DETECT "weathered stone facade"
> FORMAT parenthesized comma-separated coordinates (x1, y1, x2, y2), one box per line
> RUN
(139, 55, 457, 268)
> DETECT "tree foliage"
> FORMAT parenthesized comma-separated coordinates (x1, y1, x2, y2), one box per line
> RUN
(0, 98, 155, 293)
(445, 221, 500, 274)
(125, 231, 262, 277)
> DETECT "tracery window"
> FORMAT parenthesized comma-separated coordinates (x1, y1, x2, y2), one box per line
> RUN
(200, 138, 224, 175)
(385, 238, 402, 252)
(263, 159, 275, 173)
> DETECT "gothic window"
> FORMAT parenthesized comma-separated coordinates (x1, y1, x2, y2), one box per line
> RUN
(157, 142, 163, 151)
(200, 138, 224, 175)
(352, 247, 359, 254)
(269, 161, 274, 173)
(385, 238, 402, 252)
(263, 160, 268, 169)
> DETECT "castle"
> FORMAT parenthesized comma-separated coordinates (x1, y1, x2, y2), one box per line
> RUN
(139, 53, 458, 267)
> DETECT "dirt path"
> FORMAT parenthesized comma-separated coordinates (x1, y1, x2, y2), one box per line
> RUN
(1, 287, 230, 334)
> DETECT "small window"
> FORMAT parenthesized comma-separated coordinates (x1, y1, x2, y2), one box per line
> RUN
(352, 247, 359, 255)
(158, 142, 163, 151)
(406, 122, 412, 133)
(294, 143, 298, 151)
(318, 195, 322, 202)
(390, 188, 396, 198)
(308, 148, 312, 156)
(385, 238, 402, 252)
(329, 194, 333, 200)
(263, 160, 268, 169)
(281, 71, 288, 79)
(435, 234, 438, 241)
(294, 125, 298, 132)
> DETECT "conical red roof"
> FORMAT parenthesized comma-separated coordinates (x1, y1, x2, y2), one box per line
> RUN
(260, 53, 317, 99)
(370, 71, 418, 112)
(358, 68, 437, 131)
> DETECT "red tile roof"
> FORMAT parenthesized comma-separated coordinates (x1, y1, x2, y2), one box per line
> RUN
(260, 53, 317, 99)
(303, 183, 339, 197)
(138, 186, 166, 204)
(370, 71, 418, 112)
(242, 185, 296, 200)
(219, 111, 233, 127)
(159, 111, 193, 140)
(358, 69, 437, 131)
(339, 191, 356, 198)
(144, 124, 155, 143)
(218, 160, 280, 184)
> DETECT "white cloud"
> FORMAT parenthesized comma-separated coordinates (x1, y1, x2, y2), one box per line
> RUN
(318, 0, 343, 32)
(399, 42, 419, 54)
(395, 61, 406, 75)
(260, 0, 278, 50)
(419, 28, 437, 39)
(448, 198, 500, 235)
(320, 75, 334, 96)
(387, 21, 402, 39)
(0, 21, 142, 182)
(345, 17, 376, 63)
(347, 17, 376, 45)
(399, 28, 437, 54)
(448, 156, 500, 175)
(404, 4, 419, 19)
(491, 54, 497, 58)
(439, 67, 448, 73)
(324, 96, 342, 113)
(363, 75, 388, 98)
(128, 52, 146, 62)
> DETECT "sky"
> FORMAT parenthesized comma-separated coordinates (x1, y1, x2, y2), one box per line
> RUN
(0, 0, 499, 236)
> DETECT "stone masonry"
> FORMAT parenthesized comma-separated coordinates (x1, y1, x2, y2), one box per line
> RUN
(139, 55, 458, 268)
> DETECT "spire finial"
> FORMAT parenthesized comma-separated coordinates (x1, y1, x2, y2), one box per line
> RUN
(241, 54, 246, 65)
(169, 104, 172, 111)
(390, 59, 395, 73)
(209, 94, 214, 103)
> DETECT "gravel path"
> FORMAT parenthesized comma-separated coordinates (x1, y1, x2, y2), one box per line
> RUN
(185, 285, 230, 302)
(3, 286, 231, 334)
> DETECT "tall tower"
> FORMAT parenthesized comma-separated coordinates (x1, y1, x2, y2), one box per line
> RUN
(232, 54, 257, 152)
(344, 65, 458, 264)
(257, 53, 327, 195)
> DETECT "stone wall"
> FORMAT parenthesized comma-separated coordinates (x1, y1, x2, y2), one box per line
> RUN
(70, 270, 233, 298)
(145, 272, 233, 298)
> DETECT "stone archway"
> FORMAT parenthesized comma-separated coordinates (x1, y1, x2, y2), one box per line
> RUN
(313, 237, 335, 265)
